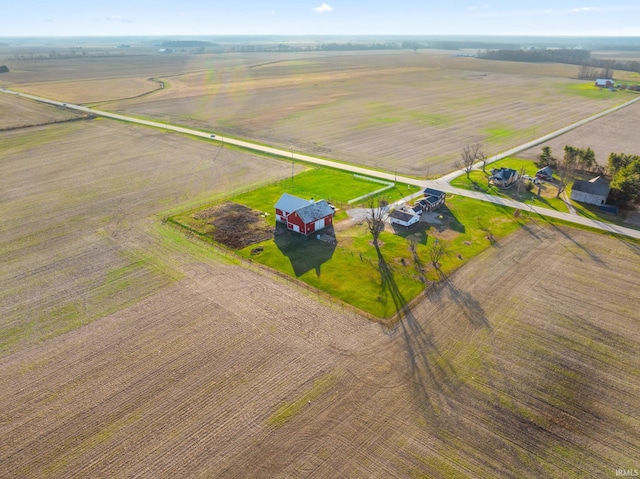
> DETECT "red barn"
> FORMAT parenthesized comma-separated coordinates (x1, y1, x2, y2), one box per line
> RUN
(275, 193, 335, 236)
(595, 78, 614, 88)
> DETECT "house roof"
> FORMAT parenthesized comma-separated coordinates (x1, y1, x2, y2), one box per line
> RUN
(424, 195, 441, 205)
(295, 200, 335, 224)
(275, 193, 313, 213)
(423, 187, 445, 198)
(491, 168, 517, 180)
(572, 176, 610, 196)
(390, 210, 417, 222)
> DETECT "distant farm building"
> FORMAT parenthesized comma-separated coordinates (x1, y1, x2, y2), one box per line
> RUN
(422, 188, 446, 210)
(595, 78, 614, 88)
(570, 176, 611, 206)
(389, 209, 420, 228)
(275, 193, 335, 235)
(489, 168, 519, 188)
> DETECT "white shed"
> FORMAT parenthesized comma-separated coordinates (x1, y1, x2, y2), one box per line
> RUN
(389, 210, 420, 228)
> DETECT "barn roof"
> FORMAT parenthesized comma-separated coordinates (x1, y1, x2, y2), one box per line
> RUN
(572, 176, 610, 196)
(295, 200, 334, 224)
(275, 193, 312, 212)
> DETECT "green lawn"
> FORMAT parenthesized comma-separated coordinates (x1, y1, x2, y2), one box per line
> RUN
(233, 168, 421, 216)
(170, 168, 530, 319)
(234, 195, 523, 319)
(557, 82, 636, 100)
(451, 157, 568, 212)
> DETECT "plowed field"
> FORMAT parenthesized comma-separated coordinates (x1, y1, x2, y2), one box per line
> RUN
(0, 93, 82, 129)
(1, 222, 638, 478)
(6, 50, 634, 177)
(0, 119, 293, 353)
(2, 50, 639, 478)
(519, 96, 640, 164)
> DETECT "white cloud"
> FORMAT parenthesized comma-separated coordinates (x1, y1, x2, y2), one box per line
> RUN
(467, 4, 490, 11)
(266, 10, 275, 16)
(107, 15, 135, 23)
(572, 7, 598, 12)
(314, 3, 334, 13)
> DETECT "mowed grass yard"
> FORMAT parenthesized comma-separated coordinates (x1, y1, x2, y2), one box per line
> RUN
(451, 157, 569, 211)
(173, 168, 524, 318)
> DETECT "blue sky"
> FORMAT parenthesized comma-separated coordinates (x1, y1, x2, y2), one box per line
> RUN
(3, 1, 640, 37)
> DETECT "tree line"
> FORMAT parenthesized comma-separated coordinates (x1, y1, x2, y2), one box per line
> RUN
(478, 48, 640, 75)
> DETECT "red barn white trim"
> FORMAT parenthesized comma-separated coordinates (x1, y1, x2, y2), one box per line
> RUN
(595, 78, 614, 88)
(275, 193, 335, 235)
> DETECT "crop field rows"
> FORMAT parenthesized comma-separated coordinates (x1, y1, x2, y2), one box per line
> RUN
(0, 94, 82, 129)
(0, 261, 380, 478)
(1, 50, 639, 478)
(213, 224, 640, 478)
(3, 221, 637, 478)
(0, 119, 294, 353)
(520, 97, 640, 165)
(6, 51, 634, 177)
(93, 52, 633, 177)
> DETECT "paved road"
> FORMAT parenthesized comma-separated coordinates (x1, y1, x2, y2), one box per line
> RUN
(3, 88, 640, 240)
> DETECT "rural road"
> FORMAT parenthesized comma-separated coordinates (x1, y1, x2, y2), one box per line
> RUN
(3, 88, 640, 240)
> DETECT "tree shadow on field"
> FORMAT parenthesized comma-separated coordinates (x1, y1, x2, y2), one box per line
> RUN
(475, 216, 500, 248)
(377, 246, 460, 421)
(539, 217, 605, 265)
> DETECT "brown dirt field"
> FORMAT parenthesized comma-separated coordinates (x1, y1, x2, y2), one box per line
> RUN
(15, 77, 161, 104)
(519, 97, 640, 163)
(5, 51, 633, 177)
(2, 49, 639, 478)
(0, 93, 82, 129)
(0, 119, 292, 352)
(102, 52, 634, 177)
(1, 222, 638, 478)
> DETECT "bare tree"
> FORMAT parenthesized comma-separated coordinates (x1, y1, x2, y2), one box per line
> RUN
(457, 143, 484, 178)
(516, 166, 527, 198)
(365, 197, 389, 248)
(578, 63, 597, 80)
(479, 150, 489, 173)
(556, 145, 578, 198)
(428, 240, 446, 268)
